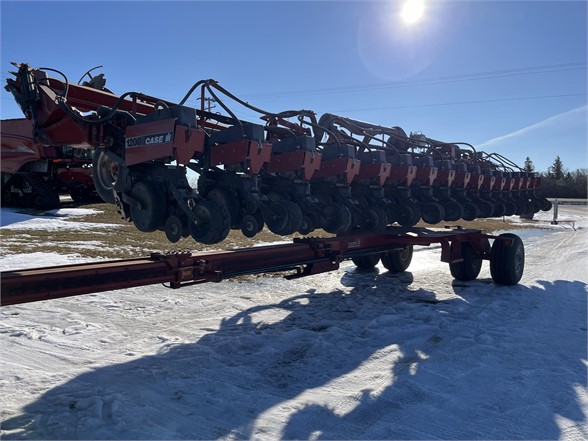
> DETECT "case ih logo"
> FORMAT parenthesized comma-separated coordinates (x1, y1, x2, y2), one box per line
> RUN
(126, 132, 173, 148)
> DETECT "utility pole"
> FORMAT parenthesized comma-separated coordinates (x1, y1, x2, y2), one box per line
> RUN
(197, 97, 216, 112)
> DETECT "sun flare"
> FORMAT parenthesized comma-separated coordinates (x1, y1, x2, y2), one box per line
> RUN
(402, 0, 425, 24)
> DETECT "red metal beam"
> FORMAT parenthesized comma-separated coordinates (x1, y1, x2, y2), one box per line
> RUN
(0, 228, 495, 307)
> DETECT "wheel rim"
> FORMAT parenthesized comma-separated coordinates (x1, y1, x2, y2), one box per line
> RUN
(95, 152, 116, 191)
(92, 150, 118, 204)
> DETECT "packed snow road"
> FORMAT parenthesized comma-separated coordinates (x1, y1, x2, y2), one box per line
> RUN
(1, 206, 586, 440)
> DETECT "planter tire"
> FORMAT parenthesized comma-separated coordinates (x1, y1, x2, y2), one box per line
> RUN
(449, 241, 482, 281)
(381, 245, 413, 273)
(490, 233, 525, 286)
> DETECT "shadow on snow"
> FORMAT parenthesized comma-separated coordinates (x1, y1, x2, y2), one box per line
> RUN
(2, 268, 586, 440)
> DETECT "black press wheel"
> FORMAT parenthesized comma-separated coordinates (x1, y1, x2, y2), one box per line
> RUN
(265, 200, 302, 235)
(190, 199, 231, 244)
(491, 201, 506, 218)
(283, 200, 303, 234)
(461, 201, 480, 221)
(323, 203, 352, 234)
(503, 200, 517, 217)
(240, 214, 260, 238)
(475, 199, 494, 218)
(397, 201, 421, 227)
(540, 198, 552, 211)
(207, 187, 240, 228)
(421, 201, 445, 224)
(443, 200, 464, 222)
(298, 215, 315, 235)
(449, 241, 482, 281)
(129, 181, 166, 233)
(164, 215, 183, 243)
(490, 233, 525, 286)
(363, 206, 388, 233)
(381, 245, 413, 273)
(352, 254, 381, 269)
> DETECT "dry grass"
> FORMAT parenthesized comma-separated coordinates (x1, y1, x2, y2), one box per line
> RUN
(1, 199, 544, 260)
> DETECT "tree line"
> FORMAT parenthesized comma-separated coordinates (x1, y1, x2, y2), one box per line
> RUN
(524, 156, 587, 199)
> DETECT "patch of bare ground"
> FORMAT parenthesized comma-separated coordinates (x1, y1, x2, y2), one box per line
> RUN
(1, 200, 546, 260)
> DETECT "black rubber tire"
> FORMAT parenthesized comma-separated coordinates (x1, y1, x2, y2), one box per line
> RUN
(381, 245, 413, 273)
(524, 200, 534, 215)
(264, 201, 289, 234)
(461, 202, 479, 221)
(491, 201, 506, 218)
(475, 199, 494, 218)
(490, 233, 525, 286)
(449, 242, 482, 281)
(298, 215, 314, 235)
(513, 199, 526, 215)
(397, 201, 421, 227)
(129, 181, 166, 233)
(540, 198, 553, 211)
(503, 200, 517, 217)
(180, 215, 191, 238)
(164, 215, 183, 243)
(253, 209, 265, 233)
(384, 203, 398, 224)
(421, 201, 445, 224)
(443, 200, 464, 222)
(207, 187, 240, 228)
(265, 200, 301, 235)
(70, 186, 86, 203)
(240, 214, 260, 238)
(323, 203, 352, 234)
(531, 198, 542, 213)
(363, 206, 388, 232)
(25, 173, 60, 210)
(352, 254, 381, 269)
(190, 199, 231, 244)
(92, 149, 117, 204)
(283, 200, 303, 235)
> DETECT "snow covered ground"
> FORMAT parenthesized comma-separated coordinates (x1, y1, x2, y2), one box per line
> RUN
(0, 206, 586, 440)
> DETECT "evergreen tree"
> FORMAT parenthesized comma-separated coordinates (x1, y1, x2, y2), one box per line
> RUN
(523, 156, 535, 173)
(548, 155, 565, 180)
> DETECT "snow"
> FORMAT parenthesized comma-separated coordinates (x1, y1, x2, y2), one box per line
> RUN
(0, 207, 119, 231)
(0, 206, 587, 440)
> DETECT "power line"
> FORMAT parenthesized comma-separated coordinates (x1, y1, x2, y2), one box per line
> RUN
(331, 93, 587, 113)
(239, 62, 587, 100)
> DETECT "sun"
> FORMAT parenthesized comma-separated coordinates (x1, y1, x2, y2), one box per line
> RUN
(401, 0, 425, 24)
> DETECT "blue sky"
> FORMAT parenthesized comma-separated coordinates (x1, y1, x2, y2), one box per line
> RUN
(1, 0, 586, 172)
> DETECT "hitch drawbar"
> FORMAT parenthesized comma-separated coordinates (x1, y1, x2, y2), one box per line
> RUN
(0, 227, 524, 306)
